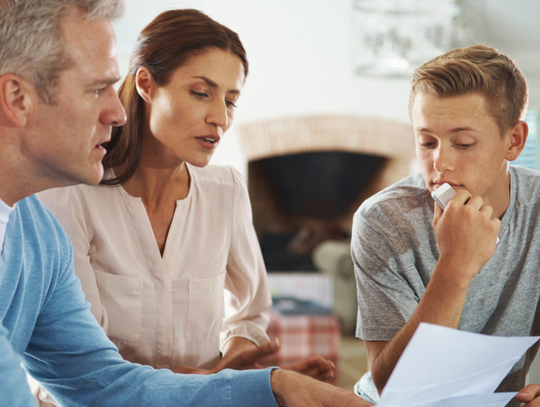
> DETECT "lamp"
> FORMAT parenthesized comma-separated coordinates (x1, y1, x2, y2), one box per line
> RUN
(352, 0, 479, 77)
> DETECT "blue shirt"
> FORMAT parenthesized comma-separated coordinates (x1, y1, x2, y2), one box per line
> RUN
(0, 195, 278, 407)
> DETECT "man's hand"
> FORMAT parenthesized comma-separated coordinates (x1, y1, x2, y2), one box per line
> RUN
(516, 384, 540, 406)
(271, 369, 373, 407)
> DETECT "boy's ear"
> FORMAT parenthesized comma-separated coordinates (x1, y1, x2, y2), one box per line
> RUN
(135, 66, 155, 105)
(0, 74, 35, 127)
(505, 120, 529, 162)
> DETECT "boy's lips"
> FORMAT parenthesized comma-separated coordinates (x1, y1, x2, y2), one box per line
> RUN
(433, 181, 460, 188)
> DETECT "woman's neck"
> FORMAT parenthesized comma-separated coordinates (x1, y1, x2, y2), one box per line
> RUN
(117, 159, 190, 211)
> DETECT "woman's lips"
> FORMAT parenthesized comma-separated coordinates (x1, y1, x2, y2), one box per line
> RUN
(195, 136, 219, 149)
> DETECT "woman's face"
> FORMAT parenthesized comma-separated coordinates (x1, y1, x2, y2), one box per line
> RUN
(140, 47, 245, 167)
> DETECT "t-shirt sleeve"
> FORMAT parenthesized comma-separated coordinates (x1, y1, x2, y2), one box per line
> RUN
(352, 204, 422, 341)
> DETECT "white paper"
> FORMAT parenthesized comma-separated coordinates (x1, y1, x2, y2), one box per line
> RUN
(380, 392, 517, 407)
(377, 323, 539, 407)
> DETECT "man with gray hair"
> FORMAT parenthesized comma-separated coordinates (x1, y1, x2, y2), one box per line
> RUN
(0, 1, 371, 406)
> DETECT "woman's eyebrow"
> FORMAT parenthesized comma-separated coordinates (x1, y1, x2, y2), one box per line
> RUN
(192, 76, 241, 94)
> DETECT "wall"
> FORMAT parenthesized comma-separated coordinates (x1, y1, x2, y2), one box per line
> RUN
(113, 0, 413, 178)
(114, 0, 540, 177)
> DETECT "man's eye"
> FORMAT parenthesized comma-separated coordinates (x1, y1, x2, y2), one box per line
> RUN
(226, 100, 237, 108)
(456, 143, 474, 149)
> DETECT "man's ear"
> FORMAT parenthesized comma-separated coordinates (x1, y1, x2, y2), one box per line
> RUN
(135, 67, 155, 105)
(505, 120, 529, 162)
(0, 74, 35, 127)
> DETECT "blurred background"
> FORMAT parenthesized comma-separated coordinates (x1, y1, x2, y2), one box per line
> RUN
(115, 0, 540, 176)
(114, 0, 540, 391)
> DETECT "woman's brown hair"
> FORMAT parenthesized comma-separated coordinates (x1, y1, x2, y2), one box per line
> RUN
(101, 9, 248, 185)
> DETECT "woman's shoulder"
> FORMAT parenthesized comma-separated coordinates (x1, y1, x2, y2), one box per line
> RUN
(38, 181, 118, 204)
(37, 180, 123, 222)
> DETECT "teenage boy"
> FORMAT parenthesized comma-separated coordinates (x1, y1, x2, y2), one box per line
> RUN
(353, 44, 540, 407)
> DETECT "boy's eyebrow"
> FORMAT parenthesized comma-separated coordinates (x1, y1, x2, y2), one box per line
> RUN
(449, 126, 476, 133)
(415, 126, 476, 133)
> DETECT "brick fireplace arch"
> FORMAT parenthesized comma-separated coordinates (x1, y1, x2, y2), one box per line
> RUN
(238, 114, 416, 270)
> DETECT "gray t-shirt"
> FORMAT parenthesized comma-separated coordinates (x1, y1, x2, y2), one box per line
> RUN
(352, 166, 540, 400)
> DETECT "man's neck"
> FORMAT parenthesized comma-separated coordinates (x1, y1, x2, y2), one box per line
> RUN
(0, 131, 38, 205)
(0, 144, 75, 206)
(0, 181, 30, 207)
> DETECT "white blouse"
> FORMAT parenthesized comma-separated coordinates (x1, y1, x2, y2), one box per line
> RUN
(38, 164, 271, 370)
(0, 197, 14, 254)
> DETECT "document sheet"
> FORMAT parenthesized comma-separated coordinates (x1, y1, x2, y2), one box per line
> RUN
(377, 323, 540, 407)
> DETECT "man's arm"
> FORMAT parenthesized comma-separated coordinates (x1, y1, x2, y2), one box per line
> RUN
(0, 323, 38, 407)
(271, 369, 373, 407)
(365, 190, 500, 393)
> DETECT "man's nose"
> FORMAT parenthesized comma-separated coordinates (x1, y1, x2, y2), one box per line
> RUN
(101, 90, 127, 127)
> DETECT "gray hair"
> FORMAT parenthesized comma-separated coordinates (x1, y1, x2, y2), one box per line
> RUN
(0, 0, 124, 104)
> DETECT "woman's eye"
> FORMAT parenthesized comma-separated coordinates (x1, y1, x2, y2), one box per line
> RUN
(226, 100, 237, 108)
(191, 91, 208, 99)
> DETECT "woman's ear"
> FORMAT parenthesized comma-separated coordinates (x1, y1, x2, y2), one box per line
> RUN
(135, 67, 155, 105)
(505, 120, 529, 162)
(0, 74, 34, 127)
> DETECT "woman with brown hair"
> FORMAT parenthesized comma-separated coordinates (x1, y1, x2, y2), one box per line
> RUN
(37, 9, 332, 401)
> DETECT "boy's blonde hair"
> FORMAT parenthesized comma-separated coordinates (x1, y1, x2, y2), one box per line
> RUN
(410, 44, 528, 135)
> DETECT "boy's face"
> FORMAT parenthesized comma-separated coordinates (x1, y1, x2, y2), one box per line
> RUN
(412, 92, 512, 210)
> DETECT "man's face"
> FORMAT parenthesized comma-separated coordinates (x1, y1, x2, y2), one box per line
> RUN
(412, 92, 511, 209)
(26, 7, 126, 187)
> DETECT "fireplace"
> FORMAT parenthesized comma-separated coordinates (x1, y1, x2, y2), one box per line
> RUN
(238, 114, 416, 272)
